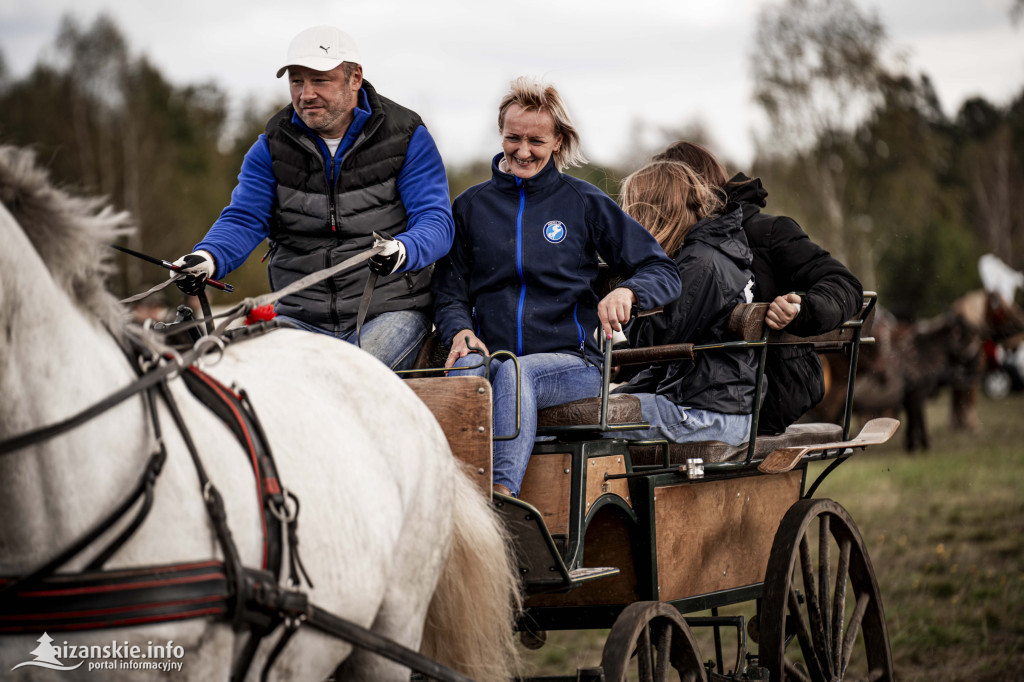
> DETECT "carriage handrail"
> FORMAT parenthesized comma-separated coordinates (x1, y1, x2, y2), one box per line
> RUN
(403, 342, 525, 441)
(539, 292, 880, 470)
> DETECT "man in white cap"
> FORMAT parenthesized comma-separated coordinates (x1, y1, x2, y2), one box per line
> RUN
(173, 26, 453, 370)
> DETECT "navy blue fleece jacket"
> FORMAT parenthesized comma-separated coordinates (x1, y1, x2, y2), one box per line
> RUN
(433, 154, 681, 363)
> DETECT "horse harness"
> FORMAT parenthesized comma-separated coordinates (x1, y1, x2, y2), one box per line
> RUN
(0, 322, 471, 682)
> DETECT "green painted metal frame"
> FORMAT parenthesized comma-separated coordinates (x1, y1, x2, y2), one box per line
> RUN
(528, 438, 640, 573)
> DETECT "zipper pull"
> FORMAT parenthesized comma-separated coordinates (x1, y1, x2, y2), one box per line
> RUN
(330, 204, 337, 233)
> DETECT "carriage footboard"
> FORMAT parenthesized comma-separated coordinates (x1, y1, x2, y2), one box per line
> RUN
(492, 493, 619, 595)
(758, 416, 900, 474)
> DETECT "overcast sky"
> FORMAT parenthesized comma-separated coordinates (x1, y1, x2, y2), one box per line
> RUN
(1, 0, 1022, 169)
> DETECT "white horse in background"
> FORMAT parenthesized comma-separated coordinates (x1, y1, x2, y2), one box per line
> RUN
(0, 145, 520, 681)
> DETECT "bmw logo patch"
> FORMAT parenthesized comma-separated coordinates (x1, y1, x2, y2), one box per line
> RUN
(543, 220, 567, 244)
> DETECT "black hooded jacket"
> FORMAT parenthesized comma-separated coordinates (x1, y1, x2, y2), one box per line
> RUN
(615, 205, 758, 415)
(725, 173, 863, 433)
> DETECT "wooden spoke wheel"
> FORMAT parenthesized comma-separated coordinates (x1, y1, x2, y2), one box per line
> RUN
(761, 498, 893, 682)
(600, 601, 707, 682)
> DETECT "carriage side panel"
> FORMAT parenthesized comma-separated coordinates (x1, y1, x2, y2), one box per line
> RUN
(518, 452, 573, 537)
(652, 470, 803, 601)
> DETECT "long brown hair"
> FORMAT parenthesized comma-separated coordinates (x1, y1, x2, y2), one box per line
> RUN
(654, 141, 729, 190)
(620, 160, 723, 257)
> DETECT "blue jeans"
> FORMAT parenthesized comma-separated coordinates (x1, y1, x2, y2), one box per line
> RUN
(275, 310, 431, 371)
(449, 353, 602, 495)
(610, 393, 752, 446)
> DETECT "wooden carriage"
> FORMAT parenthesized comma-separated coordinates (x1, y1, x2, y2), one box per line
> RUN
(403, 292, 897, 682)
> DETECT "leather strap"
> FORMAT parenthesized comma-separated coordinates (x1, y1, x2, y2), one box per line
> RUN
(355, 271, 377, 348)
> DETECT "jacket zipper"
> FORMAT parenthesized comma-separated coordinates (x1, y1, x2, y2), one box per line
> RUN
(573, 303, 585, 354)
(515, 179, 526, 356)
(573, 303, 592, 366)
(328, 150, 338, 232)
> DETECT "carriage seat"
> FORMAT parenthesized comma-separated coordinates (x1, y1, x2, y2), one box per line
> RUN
(537, 394, 643, 427)
(535, 302, 769, 432)
(628, 422, 844, 466)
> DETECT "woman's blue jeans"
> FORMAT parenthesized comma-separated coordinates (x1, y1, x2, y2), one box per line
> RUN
(449, 352, 601, 495)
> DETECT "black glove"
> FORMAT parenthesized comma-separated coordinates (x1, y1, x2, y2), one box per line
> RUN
(173, 253, 212, 296)
(368, 234, 406, 277)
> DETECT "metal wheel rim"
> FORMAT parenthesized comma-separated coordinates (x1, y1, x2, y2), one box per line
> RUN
(760, 498, 893, 681)
(600, 601, 707, 682)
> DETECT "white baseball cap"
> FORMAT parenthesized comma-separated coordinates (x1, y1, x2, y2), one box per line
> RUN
(276, 26, 361, 78)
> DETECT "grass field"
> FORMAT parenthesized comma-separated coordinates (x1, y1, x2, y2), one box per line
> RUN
(517, 390, 1024, 680)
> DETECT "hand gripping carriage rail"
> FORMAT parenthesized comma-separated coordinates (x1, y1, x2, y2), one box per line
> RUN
(403, 291, 898, 682)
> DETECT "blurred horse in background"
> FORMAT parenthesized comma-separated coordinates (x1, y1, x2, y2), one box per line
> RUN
(809, 290, 1024, 451)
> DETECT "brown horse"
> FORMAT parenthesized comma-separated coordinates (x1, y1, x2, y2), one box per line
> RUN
(807, 291, 1024, 451)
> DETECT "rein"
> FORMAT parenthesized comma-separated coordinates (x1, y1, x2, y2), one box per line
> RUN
(119, 243, 386, 341)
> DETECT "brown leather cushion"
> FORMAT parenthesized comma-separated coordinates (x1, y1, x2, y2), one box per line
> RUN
(728, 302, 768, 340)
(629, 422, 844, 465)
(412, 330, 448, 372)
(537, 395, 643, 427)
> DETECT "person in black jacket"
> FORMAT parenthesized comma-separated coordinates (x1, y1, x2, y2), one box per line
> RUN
(655, 141, 863, 433)
(434, 78, 681, 497)
(611, 160, 757, 445)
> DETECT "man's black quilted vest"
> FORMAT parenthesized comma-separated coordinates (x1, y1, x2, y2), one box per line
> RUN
(264, 80, 433, 331)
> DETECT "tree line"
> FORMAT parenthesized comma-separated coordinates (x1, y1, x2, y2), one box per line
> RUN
(1, 3, 1022, 319)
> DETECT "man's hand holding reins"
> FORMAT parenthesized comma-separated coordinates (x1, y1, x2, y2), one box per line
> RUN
(170, 251, 215, 296)
(368, 233, 407, 277)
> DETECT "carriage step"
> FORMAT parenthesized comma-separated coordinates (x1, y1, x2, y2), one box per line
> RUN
(566, 566, 620, 584)
(492, 493, 618, 595)
(758, 417, 900, 474)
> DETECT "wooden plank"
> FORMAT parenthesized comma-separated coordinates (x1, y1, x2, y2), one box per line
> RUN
(654, 472, 802, 601)
(518, 453, 573, 537)
(585, 455, 633, 513)
(758, 417, 900, 474)
(404, 376, 492, 496)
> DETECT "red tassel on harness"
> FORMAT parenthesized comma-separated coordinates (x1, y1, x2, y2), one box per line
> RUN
(245, 305, 277, 326)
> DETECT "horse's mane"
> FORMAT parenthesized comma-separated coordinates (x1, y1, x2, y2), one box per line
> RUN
(0, 145, 133, 329)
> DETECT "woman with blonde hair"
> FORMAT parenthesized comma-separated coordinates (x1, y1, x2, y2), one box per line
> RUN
(611, 159, 758, 446)
(656, 141, 863, 434)
(433, 77, 681, 497)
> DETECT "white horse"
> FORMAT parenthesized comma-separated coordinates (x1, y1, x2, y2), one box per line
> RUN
(0, 145, 519, 681)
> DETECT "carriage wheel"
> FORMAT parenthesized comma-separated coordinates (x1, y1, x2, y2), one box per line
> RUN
(600, 601, 707, 682)
(760, 498, 893, 682)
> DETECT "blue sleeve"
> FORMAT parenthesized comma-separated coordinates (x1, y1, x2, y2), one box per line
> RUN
(393, 126, 455, 272)
(194, 136, 276, 278)
(431, 195, 476, 345)
(587, 192, 681, 309)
